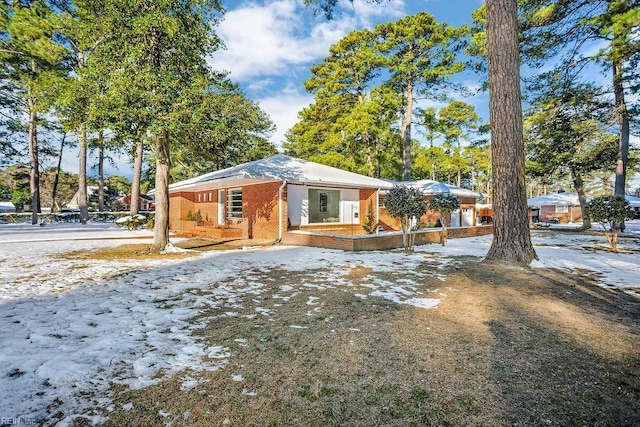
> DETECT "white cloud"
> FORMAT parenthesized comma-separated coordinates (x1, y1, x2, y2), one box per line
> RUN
(255, 85, 315, 148)
(209, 0, 408, 82)
(209, 0, 345, 81)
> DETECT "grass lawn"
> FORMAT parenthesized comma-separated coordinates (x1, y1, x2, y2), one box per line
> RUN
(91, 243, 640, 426)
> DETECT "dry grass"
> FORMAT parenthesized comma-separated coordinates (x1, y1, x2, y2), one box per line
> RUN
(90, 258, 640, 427)
(58, 238, 277, 261)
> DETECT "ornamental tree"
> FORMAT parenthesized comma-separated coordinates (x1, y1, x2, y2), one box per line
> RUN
(585, 195, 633, 252)
(428, 193, 460, 246)
(384, 186, 427, 251)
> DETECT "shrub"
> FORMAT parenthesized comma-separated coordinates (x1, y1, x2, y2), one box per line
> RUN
(361, 201, 377, 234)
(384, 186, 427, 250)
(585, 195, 633, 252)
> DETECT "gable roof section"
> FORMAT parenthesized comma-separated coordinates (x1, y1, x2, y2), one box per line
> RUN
(168, 155, 394, 191)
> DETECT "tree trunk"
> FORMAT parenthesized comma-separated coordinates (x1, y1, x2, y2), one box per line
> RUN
(51, 132, 66, 213)
(610, 230, 618, 252)
(569, 165, 591, 230)
(78, 123, 89, 223)
(484, 0, 537, 265)
(357, 92, 375, 178)
(27, 95, 40, 225)
(98, 132, 105, 212)
(401, 78, 414, 181)
(440, 224, 448, 246)
(153, 131, 170, 252)
(130, 138, 144, 215)
(612, 58, 629, 198)
(456, 136, 462, 187)
(612, 57, 628, 232)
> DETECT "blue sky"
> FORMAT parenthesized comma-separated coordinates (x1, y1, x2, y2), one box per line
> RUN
(207, 0, 487, 148)
(58, 0, 487, 179)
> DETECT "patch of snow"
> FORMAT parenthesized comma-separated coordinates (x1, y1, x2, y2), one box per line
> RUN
(1, 222, 638, 422)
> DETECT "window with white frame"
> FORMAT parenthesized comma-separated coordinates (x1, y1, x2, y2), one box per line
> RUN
(227, 188, 243, 219)
(555, 205, 568, 213)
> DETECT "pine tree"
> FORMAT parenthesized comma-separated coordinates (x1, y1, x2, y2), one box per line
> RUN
(0, 1, 66, 224)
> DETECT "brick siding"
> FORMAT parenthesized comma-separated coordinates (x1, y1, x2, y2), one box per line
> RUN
(281, 225, 494, 251)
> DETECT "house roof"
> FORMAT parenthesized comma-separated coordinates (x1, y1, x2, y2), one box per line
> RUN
(166, 155, 394, 192)
(0, 201, 15, 212)
(385, 180, 483, 199)
(527, 192, 582, 207)
(528, 193, 640, 208)
(625, 195, 640, 207)
(445, 184, 483, 199)
(404, 180, 451, 194)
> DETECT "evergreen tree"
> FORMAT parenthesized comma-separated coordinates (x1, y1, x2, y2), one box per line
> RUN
(0, 1, 66, 223)
(375, 13, 467, 180)
(97, 0, 223, 252)
(525, 71, 618, 230)
(484, 0, 537, 264)
(438, 101, 482, 186)
(519, 0, 640, 209)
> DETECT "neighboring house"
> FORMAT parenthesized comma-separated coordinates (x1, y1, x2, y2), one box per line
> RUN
(0, 201, 16, 213)
(446, 184, 485, 227)
(66, 186, 100, 209)
(160, 155, 394, 240)
(378, 180, 484, 229)
(527, 191, 584, 224)
(626, 195, 640, 219)
(115, 194, 155, 212)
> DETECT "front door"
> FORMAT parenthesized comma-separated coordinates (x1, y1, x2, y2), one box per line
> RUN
(217, 190, 225, 225)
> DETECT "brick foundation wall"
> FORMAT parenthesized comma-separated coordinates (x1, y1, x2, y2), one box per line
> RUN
(281, 225, 494, 251)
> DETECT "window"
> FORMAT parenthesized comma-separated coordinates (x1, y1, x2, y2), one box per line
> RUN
(197, 193, 201, 202)
(309, 189, 340, 223)
(555, 205, 568, 213)
(319, 193, 328, 212)
(227, 188, 242, 219)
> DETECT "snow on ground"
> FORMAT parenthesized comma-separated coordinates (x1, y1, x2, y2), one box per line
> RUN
(0, 221, 639, 424)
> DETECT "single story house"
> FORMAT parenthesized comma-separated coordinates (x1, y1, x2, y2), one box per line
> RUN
(114, 194, 155, 212)
(378, 180, 484, 229)
(527, 191, 584, 224)
(162, 155, 394, 240)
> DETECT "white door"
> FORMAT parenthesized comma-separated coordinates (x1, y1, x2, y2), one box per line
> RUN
(461, 208, 474, 226)
(450, 209, 461, 227)
(217, 190, 225, 225)
(342, 201, 359, 225)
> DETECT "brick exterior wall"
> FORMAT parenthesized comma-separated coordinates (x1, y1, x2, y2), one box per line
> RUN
(281, 225, 494, 251)
(243, 182, 285, 239)
(169, 192, 195, 233)
(169, 182, 287, 240)
(534, 205, 583, 224)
